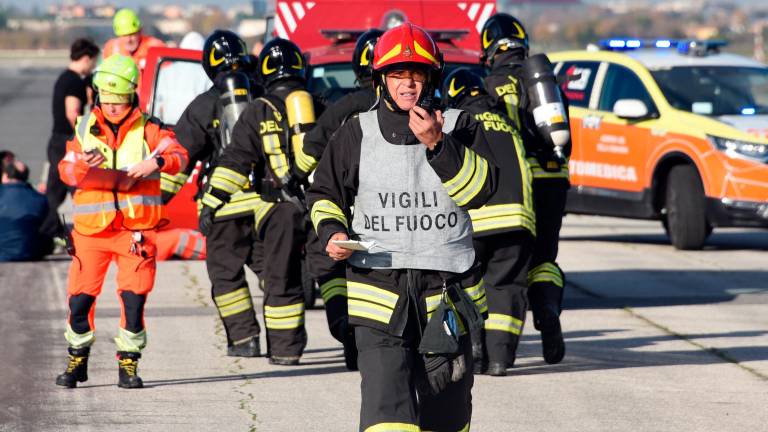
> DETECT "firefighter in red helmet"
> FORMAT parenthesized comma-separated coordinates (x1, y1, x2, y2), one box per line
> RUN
(308, 23, 494, 431)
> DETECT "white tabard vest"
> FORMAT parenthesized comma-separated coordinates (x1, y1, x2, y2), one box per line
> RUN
(349, 109, 475, 273)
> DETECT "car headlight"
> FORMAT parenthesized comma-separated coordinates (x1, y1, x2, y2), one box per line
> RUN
(708, 135, 768, 162)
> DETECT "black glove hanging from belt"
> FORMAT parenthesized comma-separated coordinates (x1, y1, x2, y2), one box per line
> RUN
(418, 284, 470, 394)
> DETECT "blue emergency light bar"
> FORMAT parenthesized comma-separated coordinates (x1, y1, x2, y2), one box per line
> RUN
(598, 38, 728, 56)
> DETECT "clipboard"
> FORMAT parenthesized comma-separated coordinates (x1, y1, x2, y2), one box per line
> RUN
(79, 167, 139, 192)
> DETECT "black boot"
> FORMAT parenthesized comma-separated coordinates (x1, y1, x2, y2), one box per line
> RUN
(541, 322, 565, 364)
(117, 351, 144, 389)
(56, 347, 90, 388)
(535, 306, 565, 364)
(470, 327, 486, 374)
(487, 361, 507, 377)
(227, 336, 261, 357)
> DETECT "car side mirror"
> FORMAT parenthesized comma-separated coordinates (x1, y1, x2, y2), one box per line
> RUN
(613, 99, 650, 119)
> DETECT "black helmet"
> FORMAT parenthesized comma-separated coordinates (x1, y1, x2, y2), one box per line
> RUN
(480, 13, 529, 67)
(258, 38, 306, 87)
(352, 29, 384, 84)
(202, 30, 251, 81)
(441, 67, 486, 108)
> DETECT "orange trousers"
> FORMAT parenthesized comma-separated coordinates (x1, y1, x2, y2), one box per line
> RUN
(156, 228, 206, 261)
(65, 227, 157, 350)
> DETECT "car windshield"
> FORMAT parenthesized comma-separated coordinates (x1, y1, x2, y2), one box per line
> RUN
(651, 66, 768, 116)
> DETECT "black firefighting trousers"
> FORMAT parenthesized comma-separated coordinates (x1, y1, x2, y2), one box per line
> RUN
(256, 203, 308, 357)
(473, 231, 533, 367)
(206, 216, 262, 346)
(305, 228, 348, 342)
(528, 178, 569, 328)
(349, 265, 477, 432)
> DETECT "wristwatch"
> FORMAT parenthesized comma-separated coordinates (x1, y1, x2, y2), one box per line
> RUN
(154, 155, 165, 169)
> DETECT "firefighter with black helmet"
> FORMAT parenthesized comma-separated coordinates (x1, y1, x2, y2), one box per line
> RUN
(298, 28, 382, 371)
(480, 12, 569, 365)
(201, 37, 324, 366)
(308, 23, 494, 431)
(442, 67, 535, 376)
(163, 29, 265, 358)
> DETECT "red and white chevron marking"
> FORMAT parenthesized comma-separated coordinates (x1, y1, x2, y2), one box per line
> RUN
(457, 2, 496, 33)
(274, 1, 317, 39)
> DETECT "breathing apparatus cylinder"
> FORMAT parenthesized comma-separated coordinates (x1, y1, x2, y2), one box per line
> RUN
(215, 70, 252, 156)
(284, 89, 316, 160)
(520, 54, 570, 161)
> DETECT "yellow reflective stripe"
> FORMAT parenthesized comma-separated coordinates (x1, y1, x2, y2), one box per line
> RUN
(365, 423, 419, 432)
(215, 194, 264, 217)
(209, 177, 241, 194)
(444, 148, 489, 207)
(264, 303, 304, 319)
(264, 302, 305, 330)
(485, 313, 523, 335)
(160, 172, 187, 194)
(214, 287, 251, 305)
(528, 262, 564, 288)
(425, 292, 442, 320)
(311, 199, 348, 230)
(253, 200, 276, 228)
(348, 282, 398, 309)
(454, 152, 488, 206)
(464, 281, 488, 314)
(212, 167, 248, 187)
(348, 299, 394, 325)
(425, 293, 441, 313)
(201, 192, 223, 208)
(265, 315, 305, 330)
(443, 148, 475, 195)
(262, 134, 289, 179)
(214, 288, 254, 317)
(469, 203, 536, 234)
(114, 328, 147, 352)
(320, 278, 347, 303)
(293, 140, 318, 173)
(513, 132, 535, 221)
(528, 157, 569, 179)
(65, 324, 95, 349)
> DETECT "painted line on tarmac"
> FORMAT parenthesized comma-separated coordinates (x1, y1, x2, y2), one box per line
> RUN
(566, 280, 768, 382)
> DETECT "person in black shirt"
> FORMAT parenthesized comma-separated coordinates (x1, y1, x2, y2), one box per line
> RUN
(41, 38, 99, 242)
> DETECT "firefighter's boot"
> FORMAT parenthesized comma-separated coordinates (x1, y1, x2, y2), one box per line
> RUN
(471, 328, 487, 374)
(117, 351, 144, 389)
(228, 336, 261, 357)
(55, 347, 90, 388)
(535, 305, 565, 364)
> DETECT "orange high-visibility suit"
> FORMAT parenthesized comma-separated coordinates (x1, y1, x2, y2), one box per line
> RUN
(103, 35, 165, 94)
(58, 105, 188, 352)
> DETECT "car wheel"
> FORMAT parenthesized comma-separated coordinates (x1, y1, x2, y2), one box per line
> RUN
(301, 256, 317, 309)
(664, 164, 708, 250)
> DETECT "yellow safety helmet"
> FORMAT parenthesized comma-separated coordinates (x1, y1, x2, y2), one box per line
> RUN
(113, 8, 142, 37)
(93, 55, 139, 102)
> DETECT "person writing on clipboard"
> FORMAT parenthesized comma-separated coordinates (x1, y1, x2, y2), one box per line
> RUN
(55, 54, 188, 389)
(307, 24, 495, 431)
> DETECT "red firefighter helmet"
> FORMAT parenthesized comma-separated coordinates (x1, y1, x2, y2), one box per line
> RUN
(373, 23, 443, 111)
(373, 23, 441, 72)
